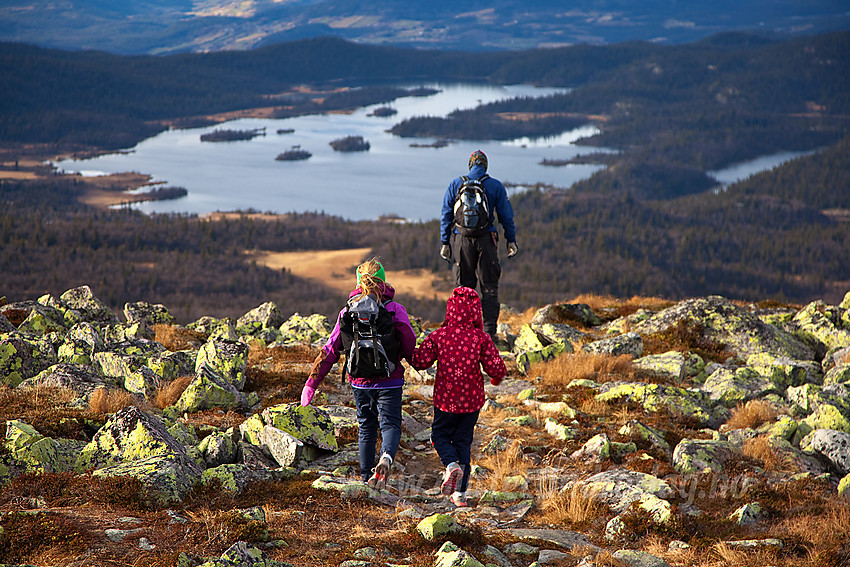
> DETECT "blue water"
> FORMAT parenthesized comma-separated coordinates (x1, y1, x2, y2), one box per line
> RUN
(55, 83, 607, 221)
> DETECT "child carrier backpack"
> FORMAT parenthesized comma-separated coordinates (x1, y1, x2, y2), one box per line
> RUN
(453, 174, 491, 237)
(340, 294, 399, 379)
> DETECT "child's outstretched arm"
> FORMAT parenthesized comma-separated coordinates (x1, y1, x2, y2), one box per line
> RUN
(410, 333, 438, 370)
(301, 311, 344, 405)
(481, 334, 507, 385)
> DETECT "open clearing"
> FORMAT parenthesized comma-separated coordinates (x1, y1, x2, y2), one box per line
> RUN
(247, 247, 451, 301)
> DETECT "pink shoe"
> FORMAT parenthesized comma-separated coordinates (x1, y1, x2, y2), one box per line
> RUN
(441, 462, 463, 496)
(367, 453, 392, 490)
(451, 492, 469, 507)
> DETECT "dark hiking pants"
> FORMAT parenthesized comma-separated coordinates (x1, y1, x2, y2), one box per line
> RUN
(452, 232, 501, 336)
(431, 407, 480, 493)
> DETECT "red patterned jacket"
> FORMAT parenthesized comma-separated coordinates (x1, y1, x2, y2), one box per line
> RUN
(411, 287, 506, 413)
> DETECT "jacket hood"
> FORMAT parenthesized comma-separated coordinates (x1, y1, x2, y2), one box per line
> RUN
(469, 164, 487, 179)
(349, 281, 396, 301)
(444, 286, 483, 329)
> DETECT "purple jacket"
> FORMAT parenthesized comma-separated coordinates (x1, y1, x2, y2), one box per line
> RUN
(307, 282, 416, 389)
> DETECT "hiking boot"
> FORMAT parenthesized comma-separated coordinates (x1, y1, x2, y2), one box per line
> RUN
(441, 462, 463, 496)
(367, 453, 392, 490)
(451, 492, 469, 507)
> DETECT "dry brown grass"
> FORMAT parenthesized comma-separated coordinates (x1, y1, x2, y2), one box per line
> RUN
(88, 387, 143, 415)
(498, 306, 539, 333)
(724, 400, 778, 430)
(536, 480, 604, 528)
(0, 385, 90, 438)
(777, 497, 850, 566)
(839, 348, 850, 365)
(742, 435, 788, 472)
(533, 351, 637, 390)
(153, 323, 208, 351)
(475, 439, 528, 491)
(569, 293, 674, 319)
(153, 376, 193, 409)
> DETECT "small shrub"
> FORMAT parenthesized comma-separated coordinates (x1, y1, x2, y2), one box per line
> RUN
(537, 480, 604, 528)
(154, 375, 193, 409)
(724, 400, 778, 430)
(0, 511, 92, 563)
(154, 323, 207, 351)
(88, 387, 142, 415)
(533, 351, 636, 390)
(742, 436, 787, 472)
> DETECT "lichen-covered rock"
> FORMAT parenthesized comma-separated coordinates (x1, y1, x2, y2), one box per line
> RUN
(124, 301, 176, 327)
(745, 353, 823, 389)
(147, 349, 195, 381)
(75, 405, 202, 474)
(4, 420, 79, 473)
(92, 351, 162, 401)
(596, 382, 717, 427)
(434, 540, 485, 567)
(582, 332, 642, 357)
(258, 425, 303, 467)
(800, 404, 850, 436)
(514, 325, 546, 352)
(634, 350, 707, 383)
(700, 366, 778, 408)
(800, 429, 850, 475)
(531, 302, 601, 327)
(237, 301, 285, 333)
(579, 468, 673, 523)
(630, 296, 814, 361)
(278, 313, 331, 344)
(59, 285, 119, 325)
(20, 363, 109, 400)
(417, 513, 464, 541)
(201, 463, 260, 494)
(824, 364, 850, 386)
(195, 339, 248, 390)
(0, 335, 56, 387)
(261, 403, 338, 451)
(571, 433, 611, 462)
(209, 540, 293, 567)
(532, 322, 585, 350)
(544, 418, 577, 441)
(173, 366, 250, 413)
(58, 322, 105, 365)
(199, 431, 238, 467)
(672, 438, 736, 475)
(93, 454, 200, 505)
(619, 420, 671, 457)
(790, 300, 850, 357)
(611, 549, 671, 567)
(0, 312, 15, 333)
(311, 475, 377, 498)
(2, 300, 67, 336)
(729, 502, 765, 525)
(515, 343, 566, 374)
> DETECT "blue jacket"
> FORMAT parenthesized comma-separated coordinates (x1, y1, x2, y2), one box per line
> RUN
(441, 164, 516, 245)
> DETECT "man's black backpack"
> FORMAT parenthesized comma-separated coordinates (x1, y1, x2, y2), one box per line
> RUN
(339, 294, 399, 379)
(453, 174, 491, 237)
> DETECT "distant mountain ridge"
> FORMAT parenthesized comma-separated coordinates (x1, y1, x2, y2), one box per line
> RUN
(2, 0, 849, 54)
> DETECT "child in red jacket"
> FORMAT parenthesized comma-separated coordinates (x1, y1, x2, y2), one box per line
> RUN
(410, 286, 506, 506)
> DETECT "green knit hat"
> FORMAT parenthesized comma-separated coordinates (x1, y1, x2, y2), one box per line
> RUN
(356, 261, 385, 285)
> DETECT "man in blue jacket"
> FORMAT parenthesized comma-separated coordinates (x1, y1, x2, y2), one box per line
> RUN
(440, 150, 518, 340)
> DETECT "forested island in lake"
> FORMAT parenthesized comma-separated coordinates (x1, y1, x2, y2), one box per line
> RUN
(329, 135, 370, 152)
(275, 146, 312, 161)
(200, 128, 266, 142)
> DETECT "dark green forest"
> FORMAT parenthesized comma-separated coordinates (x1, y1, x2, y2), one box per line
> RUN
(2, 31, 849, 323)
(2, 134, 849, 324)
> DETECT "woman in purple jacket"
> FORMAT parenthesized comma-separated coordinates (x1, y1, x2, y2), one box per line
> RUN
(300, 258, 416, 489)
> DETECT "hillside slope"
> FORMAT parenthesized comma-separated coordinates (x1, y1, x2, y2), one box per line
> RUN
(1, 286, 849, 566)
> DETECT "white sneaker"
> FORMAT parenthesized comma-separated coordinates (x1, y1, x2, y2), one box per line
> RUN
(367, 453, 393, 490)
(441, 462, 463, 496)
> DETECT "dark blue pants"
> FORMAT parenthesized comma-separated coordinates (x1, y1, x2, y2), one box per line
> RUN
(352, 387, 402, 482)
(452, 232, 501, 336)
(431, 407, 479, 493)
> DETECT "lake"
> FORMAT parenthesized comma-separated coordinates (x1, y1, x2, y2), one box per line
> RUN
(55, 83, 607, 221)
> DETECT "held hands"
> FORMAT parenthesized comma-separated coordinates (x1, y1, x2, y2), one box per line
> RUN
(300, 384, 316, 406)
(507, 242, 518, 258)
(440, 244, 452, 262)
